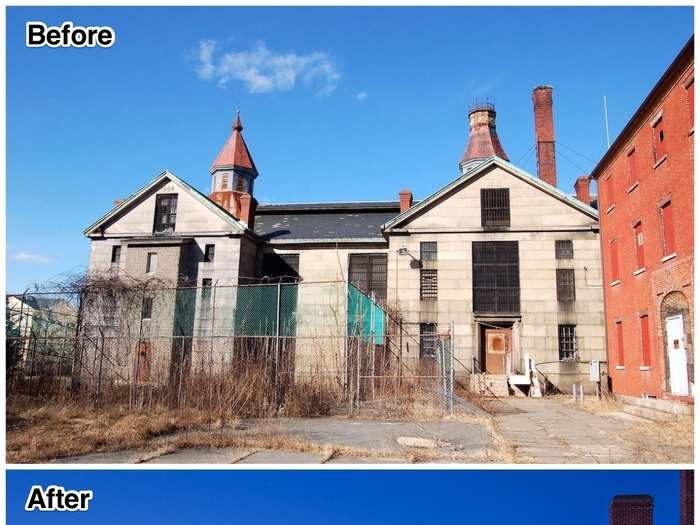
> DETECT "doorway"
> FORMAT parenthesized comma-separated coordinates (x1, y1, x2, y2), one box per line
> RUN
(666, 314, 689, 396)
(480, 325, 512, 374)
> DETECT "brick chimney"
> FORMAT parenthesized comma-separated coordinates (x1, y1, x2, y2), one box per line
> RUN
(574, 175, 591, 205)
(399, 189, 413, 213)
(532, 86, 557, 187)
(609, 495, 653, 525)
(239, 192, 258, 229)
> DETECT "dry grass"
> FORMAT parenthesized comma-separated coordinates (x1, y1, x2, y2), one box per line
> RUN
(6, 396, 219, 463)
(570, 394, 624, 414)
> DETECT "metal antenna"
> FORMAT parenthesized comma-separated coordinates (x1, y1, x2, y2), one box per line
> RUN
(603, 96, 611, 149)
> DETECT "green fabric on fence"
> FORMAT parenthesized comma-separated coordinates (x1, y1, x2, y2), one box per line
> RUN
(347, 283, 384, 345)
(234, 284, 298, 337)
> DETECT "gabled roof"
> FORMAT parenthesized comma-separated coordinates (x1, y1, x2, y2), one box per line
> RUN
(210, 112, 258, 175)
(83, 170, 246, 236)
(382, 156, 598, 231)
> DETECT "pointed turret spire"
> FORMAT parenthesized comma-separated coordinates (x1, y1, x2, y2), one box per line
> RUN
(233, 111, 243, 132)
(208, 112, 259, 228)
(209, 111, 257, 174)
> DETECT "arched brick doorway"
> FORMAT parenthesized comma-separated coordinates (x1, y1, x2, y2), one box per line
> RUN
(660, 291, 693, 396)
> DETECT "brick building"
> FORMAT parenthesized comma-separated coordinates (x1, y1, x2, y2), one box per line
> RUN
(609, 495, 654, 525)
(591, 37, 694, 406)
(680, 470, 694, 525)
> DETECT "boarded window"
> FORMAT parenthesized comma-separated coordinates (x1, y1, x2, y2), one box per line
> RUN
(616, 320, 625, 367)
(153, 194, 178, 234)
(481, 188, 510, 227)
(555, 240, 574, 259)
(558, 324, 577, 360)
(472, 241, 520, 314)
(348, 254, 388, 303)
(610, 238, 620, 283)
(652, 116, 666, 161)
(146, 252, 158, 273)
(627, 148, 638, 184)
(221, 173, 229, 190)
(640, 314, 651, 367)
(262, 253, 300, 283)
(141, 297, 153, 319)
(419, 323, 437, 358)
(634, 222, 645, 270)
(661, 201, 675, 255)
(556, 269, 576, 302)
(111, 245, 121, 265)
(204, 244, 216, 263)
(420, 269, 438, 300)
(420, 242, 438, 261)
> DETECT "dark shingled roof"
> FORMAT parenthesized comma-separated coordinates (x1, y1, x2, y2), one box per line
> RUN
(254, 201, 401, 242)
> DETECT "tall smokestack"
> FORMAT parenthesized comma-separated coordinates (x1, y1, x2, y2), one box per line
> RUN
(609, 495, 653, 525)
(532, 86, 557, 187)
(459, 103, 509, 174)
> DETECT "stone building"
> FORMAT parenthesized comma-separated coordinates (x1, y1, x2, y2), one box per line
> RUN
(590, 36, 694, 409)
(84, 87, 605, 394)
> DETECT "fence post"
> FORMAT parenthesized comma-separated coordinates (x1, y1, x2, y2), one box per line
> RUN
(370, 292, 376, 400)
(274, 281, 282, 408)
(95, 328, 105, 404)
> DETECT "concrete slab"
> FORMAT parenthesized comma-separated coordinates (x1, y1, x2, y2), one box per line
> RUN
(236, 450, 323, 464)
(326, 455, 409, 464)
(52, 450, 144, 464)
(145, 448, 249, 464)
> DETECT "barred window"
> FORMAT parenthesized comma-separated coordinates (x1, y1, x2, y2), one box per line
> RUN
(557, 269, 576, 303)
(556, 269, 576, 302)
(201, 278, 212, 303)
(348, 254, 387, 302)
(558, 324, 577, 360)
(141, 297, 153, 320)
(420, 242, 437, 261)
(472, 241, 520, 314)
(420, 270, 438, 300)
(153, 194, 178, 234)
(481, 188, 510, 228)
(555, 240, 573, 259)
(420, 323, 437, 358)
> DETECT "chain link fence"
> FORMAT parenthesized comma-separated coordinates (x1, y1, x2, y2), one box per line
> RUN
(6, 280, 455, 417)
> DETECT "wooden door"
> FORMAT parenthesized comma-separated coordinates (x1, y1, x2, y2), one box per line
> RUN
(485, 329, 511, 374)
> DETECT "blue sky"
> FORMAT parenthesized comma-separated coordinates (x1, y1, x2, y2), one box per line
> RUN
(6, 6, 693, 291)
(6, 470, 682, 524)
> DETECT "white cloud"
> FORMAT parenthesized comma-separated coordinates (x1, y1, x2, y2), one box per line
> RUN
(192, 40, 340, 96)
(13, 252, 50, 264)
(356, 91, 368, 101)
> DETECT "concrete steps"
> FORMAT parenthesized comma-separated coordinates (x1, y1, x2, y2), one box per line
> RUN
(470, 374, 509, 397)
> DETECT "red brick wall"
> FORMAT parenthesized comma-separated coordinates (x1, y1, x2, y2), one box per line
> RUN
(596, 55, 694, 399)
